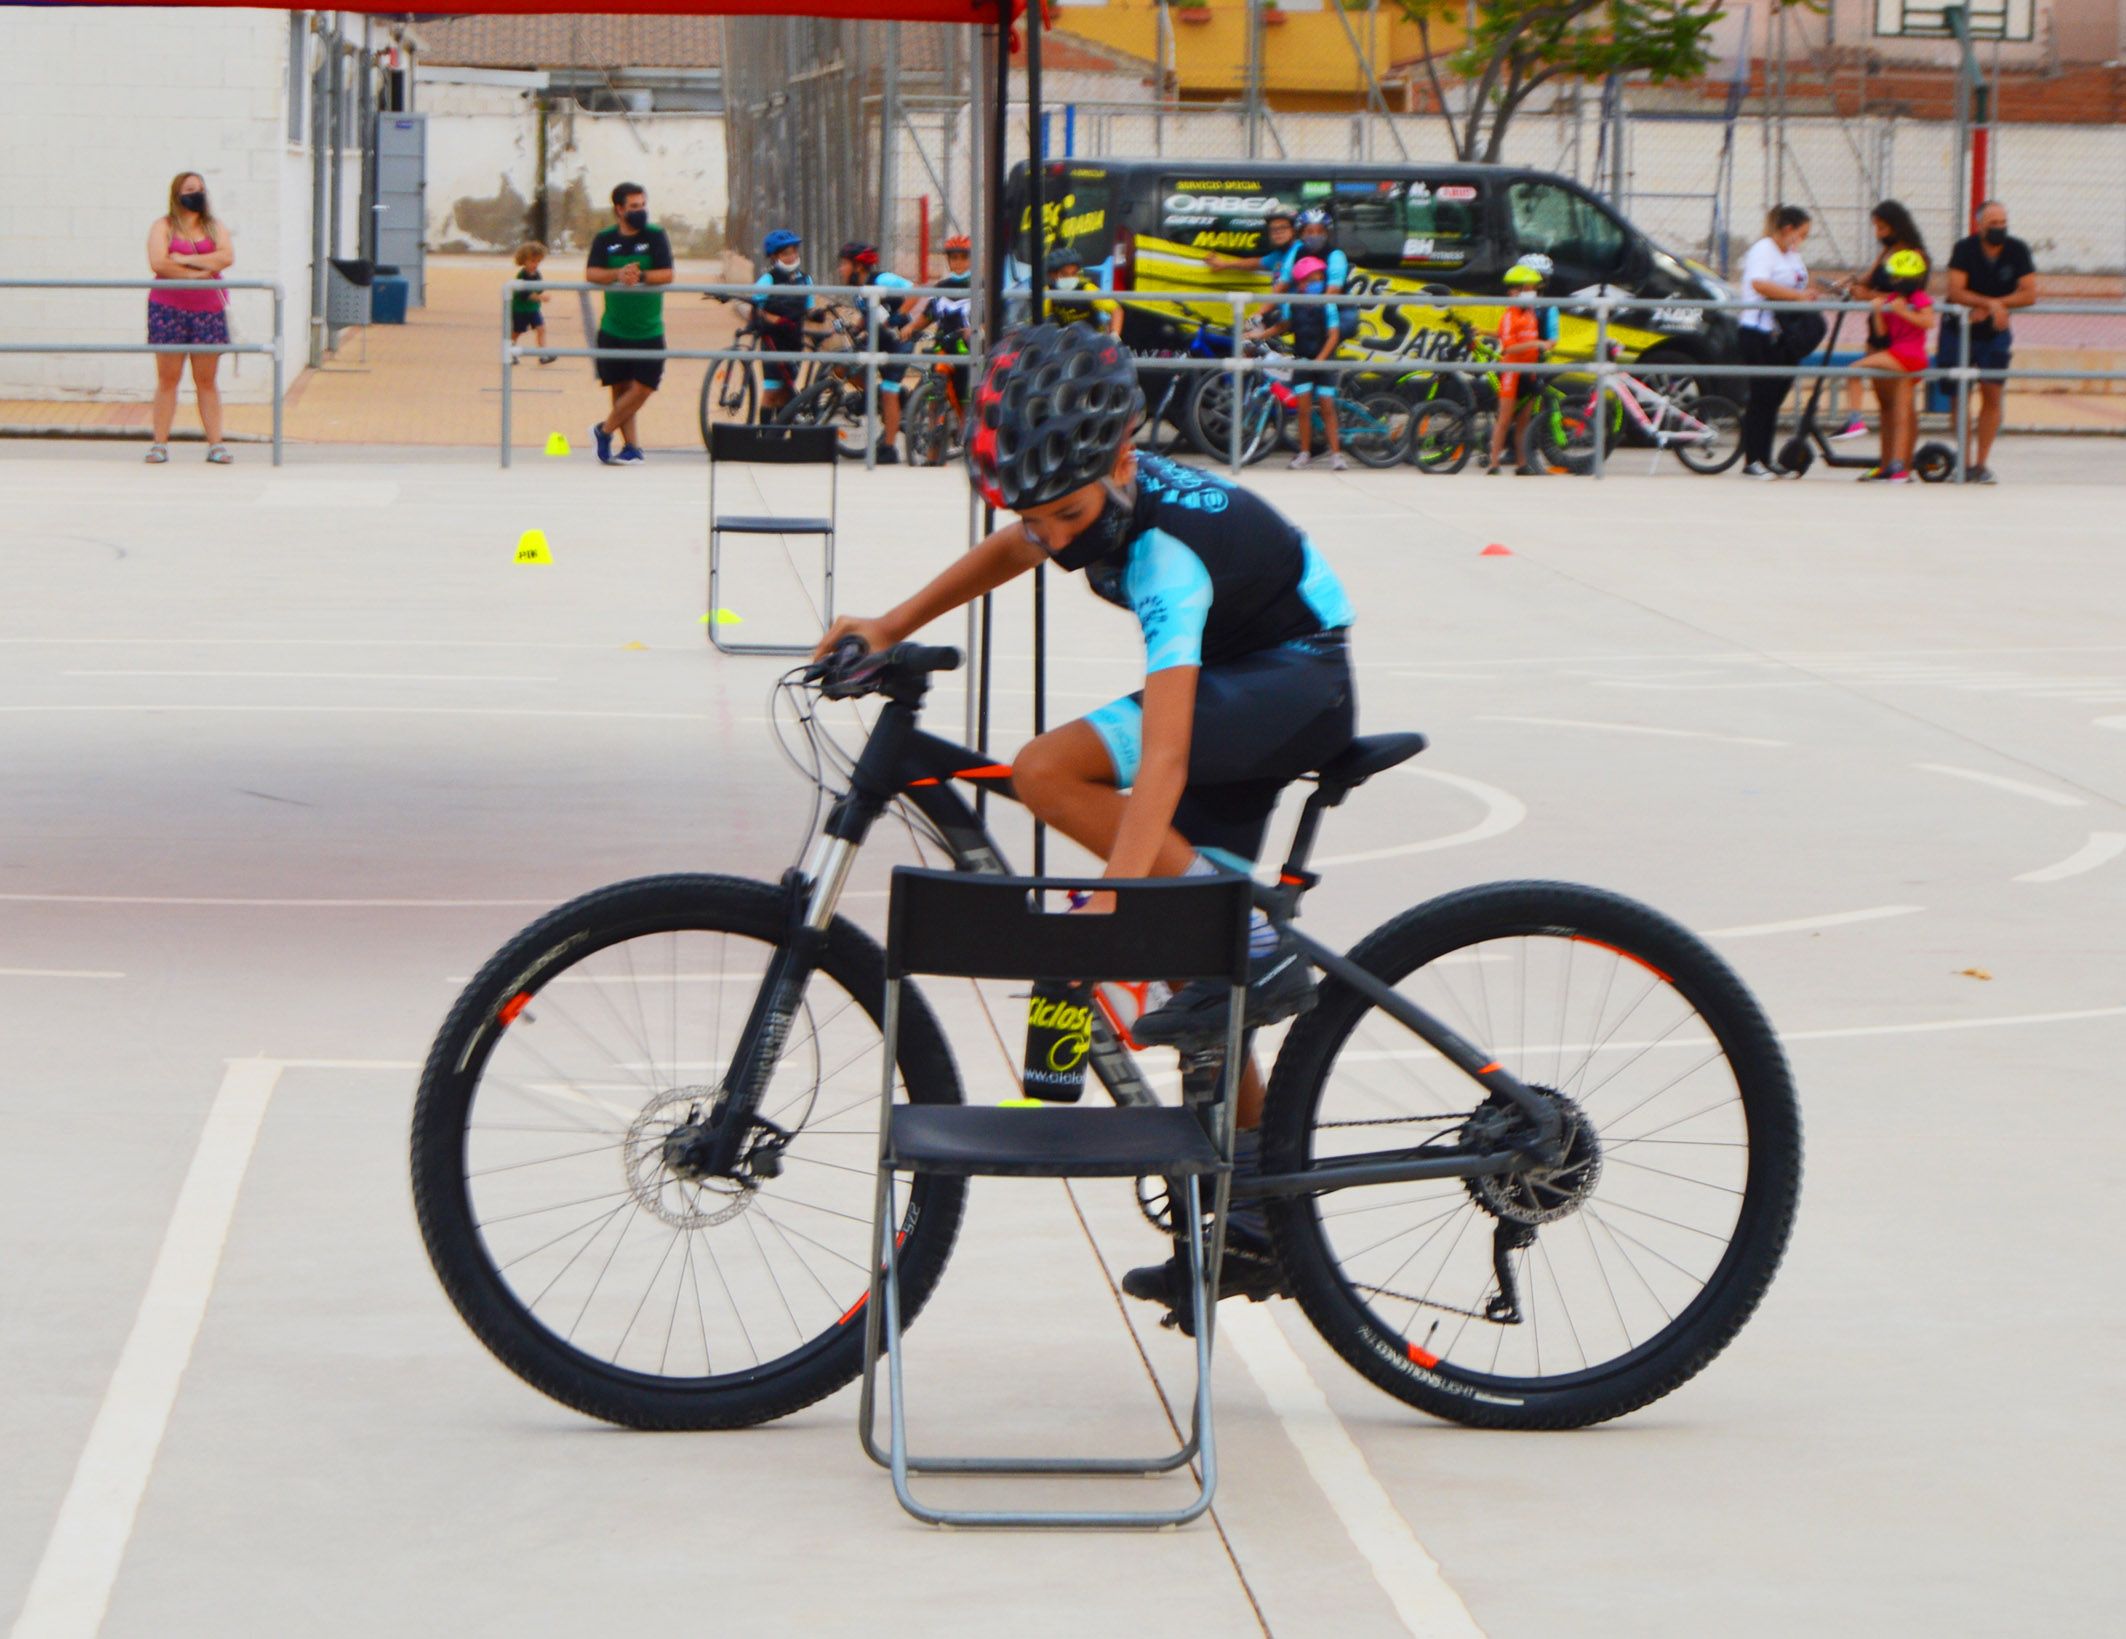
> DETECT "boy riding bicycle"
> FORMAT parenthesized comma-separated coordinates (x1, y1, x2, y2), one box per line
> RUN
(814, 321, 1357, 1316)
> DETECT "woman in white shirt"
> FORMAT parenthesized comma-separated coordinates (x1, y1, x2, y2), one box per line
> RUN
(1737, 206, 1835, 478)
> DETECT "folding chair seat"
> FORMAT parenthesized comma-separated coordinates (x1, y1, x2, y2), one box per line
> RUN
(861, 868, 1252, 1529)
(707, 421, 838, 656)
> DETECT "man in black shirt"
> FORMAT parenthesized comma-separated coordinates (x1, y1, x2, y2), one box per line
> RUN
(1944, 200, 2037, 484)
(585, 182, 675, 466)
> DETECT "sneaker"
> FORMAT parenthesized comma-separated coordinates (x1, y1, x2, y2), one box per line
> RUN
(1288, 451, 1312, 470)
(537, 354, 556, 366)
(1857, 464, 1888, 482)
(1327, 453, 1349, 472)
(1132, 926, 1316, 1046)
(617, 445, 646, 466)
(1971, 465, 1997, 485)
(1831, 416, 1870, 441)
(144, 444, 168, 465)
(1743, 460, 1781, 479)
(1120, 1135, 1286, 1337)
(1882, 464, 1912, 484)
(589, 423, 614, 465)
(874, 444, 900, 465)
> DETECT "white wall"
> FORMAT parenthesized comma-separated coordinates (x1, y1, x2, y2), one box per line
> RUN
(418, 80, 729, 257)
(0, 6, 363, 403)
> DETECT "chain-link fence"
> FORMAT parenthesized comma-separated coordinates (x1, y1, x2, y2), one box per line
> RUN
(725, 16, 2126, 285)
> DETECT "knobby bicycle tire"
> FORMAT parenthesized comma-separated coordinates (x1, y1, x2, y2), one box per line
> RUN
(1262, 881, 1800, 1431)
(698, 354, 759, 447)
(412, 874, 967, 1431)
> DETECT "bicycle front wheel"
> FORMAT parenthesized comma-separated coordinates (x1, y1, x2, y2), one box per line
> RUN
(698, 355, 758, 447)
(1263, 881, 1800, 1430)
(901, 376, 961, 466)
(1184, 373, 1279, 466)
(412, 874, 967, 1430)
(1344, 391, 1415, 469)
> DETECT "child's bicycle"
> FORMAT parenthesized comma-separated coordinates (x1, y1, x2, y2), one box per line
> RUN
(1183, 335, 1418, 469)
(898, 329, 977, 467)
(412, 640, 1802, 1433)
(1519, 343, 1743, 476)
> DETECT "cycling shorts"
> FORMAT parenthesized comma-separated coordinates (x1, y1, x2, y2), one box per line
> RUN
(759, 325, 803, 391)
(1292, 364, 1339, 399)
(1082, 633, 1354, 867)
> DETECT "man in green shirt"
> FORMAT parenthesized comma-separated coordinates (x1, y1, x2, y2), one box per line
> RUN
(585, 182, 675, 466)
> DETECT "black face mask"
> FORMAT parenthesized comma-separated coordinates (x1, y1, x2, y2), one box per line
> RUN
(623, 209, 648, 232)
(177, 191, 206, 213)
(1982, 226, 2008, 246)
(1048, 479, 1138, 574)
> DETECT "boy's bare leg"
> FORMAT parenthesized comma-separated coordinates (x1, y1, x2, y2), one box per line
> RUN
(1015, 720, 1268, 1127)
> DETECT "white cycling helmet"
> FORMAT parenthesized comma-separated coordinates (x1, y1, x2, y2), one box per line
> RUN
(1514, 253, 1555, 278)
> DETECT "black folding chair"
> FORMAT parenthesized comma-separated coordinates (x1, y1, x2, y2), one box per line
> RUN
(707, 422, 838, 656)
(861, 868, 1252, 1529)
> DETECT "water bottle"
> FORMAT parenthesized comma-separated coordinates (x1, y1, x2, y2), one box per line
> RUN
(1021, 979, 1094, 1103)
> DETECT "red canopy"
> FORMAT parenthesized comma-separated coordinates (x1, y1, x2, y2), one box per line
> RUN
(80, 2, 1024, 18)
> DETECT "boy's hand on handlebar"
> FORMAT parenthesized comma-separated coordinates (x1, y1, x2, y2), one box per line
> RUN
(812, 615, 895, 663)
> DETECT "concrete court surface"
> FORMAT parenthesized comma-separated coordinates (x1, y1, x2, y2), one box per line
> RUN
(3, 437, 2124, 1637)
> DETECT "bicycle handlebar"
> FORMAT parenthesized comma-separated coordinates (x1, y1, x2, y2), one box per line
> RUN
(810, 639, 962, 699)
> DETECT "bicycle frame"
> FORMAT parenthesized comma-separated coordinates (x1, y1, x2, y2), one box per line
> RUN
(693, 669, 1568, 1191)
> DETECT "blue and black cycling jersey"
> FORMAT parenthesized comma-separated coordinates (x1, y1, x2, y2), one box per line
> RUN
(1084, 454, 1352, 671)
(754, 264, 813, 328)
(866, 270, 916, 330)
(1076, 455, 1356, 865)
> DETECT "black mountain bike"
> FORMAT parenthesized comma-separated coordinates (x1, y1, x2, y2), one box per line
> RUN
(413, 643, 1801, 1433)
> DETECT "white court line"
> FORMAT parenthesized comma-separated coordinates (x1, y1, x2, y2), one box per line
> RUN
(2015, 831, 2126, 884)
(10, 1059, 281, 1639)
(253, 481, 401, 508)
(1478, 714, 1788, 748)
(0, 638, 621, 650)
(62, 670, 556, 684)
(1913, 762, 2086, 808)
(0, 967, 124, 980)
(1314, 769, 1525, 867)
(1702, 905, 1924, 938)
(0, 894, 555, 908)
(1222, 1308, 1484, 1638)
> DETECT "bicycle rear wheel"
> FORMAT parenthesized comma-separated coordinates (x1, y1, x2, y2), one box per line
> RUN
(1263, 881, 1800, 1430)
(1671, 393, 1744, 474)
(412, 874, 967, 1430)
(1517, 389, 1598, 475)
(781, 375, 871, 459)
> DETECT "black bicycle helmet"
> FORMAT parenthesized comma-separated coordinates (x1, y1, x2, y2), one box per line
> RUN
(967, 323, 1142, 511)
(1046, 244, 1083, 274)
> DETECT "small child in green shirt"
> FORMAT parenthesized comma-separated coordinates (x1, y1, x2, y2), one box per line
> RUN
(511, 241, 554, 364)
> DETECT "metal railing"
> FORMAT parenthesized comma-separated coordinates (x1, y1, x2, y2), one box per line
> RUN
(0, 278, 285, 465)
(503, 279, 2126, 483)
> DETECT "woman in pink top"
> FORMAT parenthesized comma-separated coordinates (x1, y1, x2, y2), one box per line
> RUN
(145, 171, 236, 464)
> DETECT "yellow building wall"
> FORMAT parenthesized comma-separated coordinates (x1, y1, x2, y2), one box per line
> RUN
(1053, 1, 1457, 101)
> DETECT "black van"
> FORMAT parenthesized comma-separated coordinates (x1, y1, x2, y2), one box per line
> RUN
(1007, 157, 1737, 372)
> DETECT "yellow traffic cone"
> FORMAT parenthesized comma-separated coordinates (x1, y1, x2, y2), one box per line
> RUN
(544, 432, 570, 457)
(515, 529, 552, 565)
(699, 608, 744, 626)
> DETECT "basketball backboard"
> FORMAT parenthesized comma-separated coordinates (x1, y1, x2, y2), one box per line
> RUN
(1873, 0, 2035, 41)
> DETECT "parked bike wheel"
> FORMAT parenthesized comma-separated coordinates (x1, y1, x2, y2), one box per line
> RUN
(1517, 390, 1597, 475)
(1913, 441, 1959, 483)
(1262, 881, 1800, 1431)
(781, 375, 871, 460)
(698, 355, 759, 447)
(1184, 372, 1280, 467)
(901, 376, 963, 467)
(1671, 393, 1744, 474)
(412, 874, 968, 1431)
(1408, 402, 1473, 475)
(1344, 391, 1416, 468)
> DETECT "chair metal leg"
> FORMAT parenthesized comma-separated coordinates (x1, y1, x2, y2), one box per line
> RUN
(706, 526, 832, 657)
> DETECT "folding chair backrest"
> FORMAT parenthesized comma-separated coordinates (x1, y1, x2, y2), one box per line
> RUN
(886, 869, 1251, 986)
(709, 422, 841, 467)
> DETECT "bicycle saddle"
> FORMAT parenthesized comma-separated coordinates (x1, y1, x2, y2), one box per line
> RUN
(1311, 732, 1427, 796)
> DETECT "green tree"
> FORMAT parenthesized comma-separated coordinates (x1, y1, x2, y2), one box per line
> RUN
(1399, 2, 1792, 164)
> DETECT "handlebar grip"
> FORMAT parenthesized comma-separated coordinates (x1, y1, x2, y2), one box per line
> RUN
(892, 643, 962, 675)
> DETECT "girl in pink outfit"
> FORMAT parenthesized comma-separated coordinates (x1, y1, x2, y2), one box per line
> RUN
(145, 171, 236, 463)
(1852, 248, 1936, 483)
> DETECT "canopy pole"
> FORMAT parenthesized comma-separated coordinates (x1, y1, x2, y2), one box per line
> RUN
(973, 0, 1012, 814)
(1025, 0, 1047, 877)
